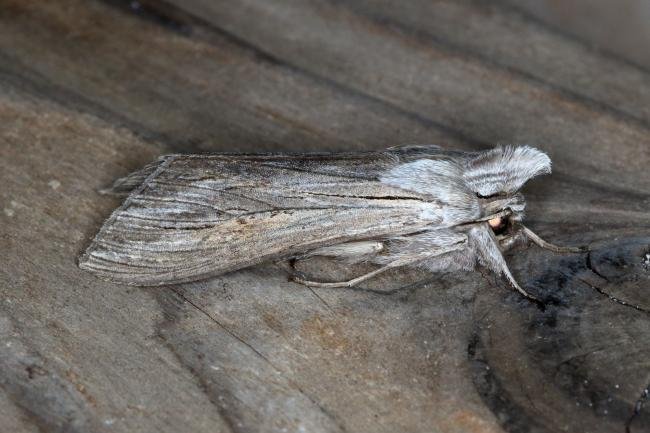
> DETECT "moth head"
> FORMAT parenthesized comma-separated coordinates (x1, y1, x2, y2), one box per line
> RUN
(463, 145, 550, 237)
(478, 192, 526, 237)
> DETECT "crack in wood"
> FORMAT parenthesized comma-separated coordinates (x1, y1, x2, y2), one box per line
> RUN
(170, 287, 276, 366)
(579, 277, 650, 315)
(582, 252, 650, 315)
(626, 384, 649, 433)
(168, 287, 348, 433)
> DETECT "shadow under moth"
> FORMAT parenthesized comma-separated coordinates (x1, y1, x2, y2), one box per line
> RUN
(79, 145, 584, 302)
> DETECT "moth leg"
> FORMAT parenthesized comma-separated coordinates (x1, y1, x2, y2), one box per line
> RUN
(291, 244, 462, 289)
(276, 241, 385, 284)
(291, 263, 398, 288)
(500, 260, 540, 302)
(497, 231, 527, 252)
(521, 225, 587, 253)
(469, 224, 541, 303)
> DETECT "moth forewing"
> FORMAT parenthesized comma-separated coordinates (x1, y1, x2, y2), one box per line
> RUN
(79, 150, 452, 286)
(79, 145, 579, 300)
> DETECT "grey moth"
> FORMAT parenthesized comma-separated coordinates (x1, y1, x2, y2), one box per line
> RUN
(79, 145, 584, 301)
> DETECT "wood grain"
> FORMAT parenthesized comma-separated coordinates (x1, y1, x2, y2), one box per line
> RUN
(0, 1, 648, 432)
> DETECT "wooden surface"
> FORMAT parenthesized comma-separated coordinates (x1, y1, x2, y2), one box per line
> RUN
(0, 1, 649, 432)
(513, 0, 650, 71)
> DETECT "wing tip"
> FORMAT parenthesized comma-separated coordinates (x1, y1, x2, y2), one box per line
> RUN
(78, 242, 220, 287)
(77, 243, 160, 287)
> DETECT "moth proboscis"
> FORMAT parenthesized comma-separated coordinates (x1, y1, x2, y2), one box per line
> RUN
(79, 145, 586, 302)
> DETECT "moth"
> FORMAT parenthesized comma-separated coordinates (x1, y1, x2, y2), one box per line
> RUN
(79, 145, 584, 301)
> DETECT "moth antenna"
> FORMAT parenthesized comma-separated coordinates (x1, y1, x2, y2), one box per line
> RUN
(520, 225, 588, 253)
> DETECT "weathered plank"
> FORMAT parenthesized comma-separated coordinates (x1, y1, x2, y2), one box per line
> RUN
(0, 89, 230, 433)
(162, 0, 650, 191)
(0, 1, 649, 432)
(0, 0, 469, 152)
(506, 0, 650, 71)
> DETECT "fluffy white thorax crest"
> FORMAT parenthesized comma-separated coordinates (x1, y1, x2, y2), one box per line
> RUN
(462, 145, 551, 197)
